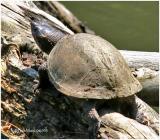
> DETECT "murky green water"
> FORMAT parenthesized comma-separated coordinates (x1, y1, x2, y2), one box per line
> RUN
(62, 1, 158, 52)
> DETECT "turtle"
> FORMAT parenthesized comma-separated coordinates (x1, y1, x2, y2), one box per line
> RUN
(20, 5, 142, 138)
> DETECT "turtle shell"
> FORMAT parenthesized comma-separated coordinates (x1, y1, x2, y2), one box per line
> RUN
(48, 33, 142, 99)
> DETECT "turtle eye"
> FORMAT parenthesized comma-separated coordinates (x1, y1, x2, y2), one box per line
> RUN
(33, 27, 38, 33)
(31, 22, 40, 36)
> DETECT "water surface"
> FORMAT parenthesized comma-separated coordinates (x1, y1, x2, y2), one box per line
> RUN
(62, 1, 158, 52)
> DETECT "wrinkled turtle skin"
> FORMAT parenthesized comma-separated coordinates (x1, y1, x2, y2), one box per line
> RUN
(48, 33, 142, 99)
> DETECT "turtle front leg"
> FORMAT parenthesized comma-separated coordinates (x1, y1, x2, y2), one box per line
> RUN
(83, 101, 101, 138)
(120, 95, 137, 119)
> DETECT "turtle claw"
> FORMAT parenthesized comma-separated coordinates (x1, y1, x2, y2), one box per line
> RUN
(89, 108, 101, 121)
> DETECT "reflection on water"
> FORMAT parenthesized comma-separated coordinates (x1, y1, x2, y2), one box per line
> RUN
(62, 1, 158, 52)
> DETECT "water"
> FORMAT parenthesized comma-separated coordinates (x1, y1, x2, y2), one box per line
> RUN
(62, 1, 158, 52)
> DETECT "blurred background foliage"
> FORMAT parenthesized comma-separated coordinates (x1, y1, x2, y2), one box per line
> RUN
(62, 1, 158, 52)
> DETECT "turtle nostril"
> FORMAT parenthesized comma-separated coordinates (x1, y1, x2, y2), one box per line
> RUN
(30, 16, 35, 21)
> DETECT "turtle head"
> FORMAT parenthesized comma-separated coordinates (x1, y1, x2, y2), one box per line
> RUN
(18, 5, 74, 54)
(30, 19, 69, 54)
